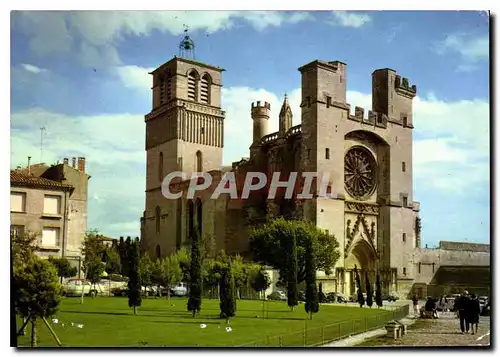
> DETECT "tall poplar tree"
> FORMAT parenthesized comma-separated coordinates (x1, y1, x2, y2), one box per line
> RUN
(304, 237, 319, 319)
(287, 234, 299, 311)
(187, 223, 202, 317)
(127, 240, 142, 315)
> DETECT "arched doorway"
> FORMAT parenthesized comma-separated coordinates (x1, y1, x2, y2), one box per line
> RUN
(344, 238, 378, 297)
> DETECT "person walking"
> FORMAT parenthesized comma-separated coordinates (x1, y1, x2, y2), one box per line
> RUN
(467, 293, 481, 335)
(412, 294, 419, 316)
(457, 290, 470, 334)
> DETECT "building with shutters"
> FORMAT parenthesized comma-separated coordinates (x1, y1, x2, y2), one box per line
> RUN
(10, 157, 90, 277)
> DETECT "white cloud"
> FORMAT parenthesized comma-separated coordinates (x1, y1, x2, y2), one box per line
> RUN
(20, 63, 48, 74)
(10, 109, 146, 238)
(436, 33, 489, 71)
(329, 11, 372, 28)
(12, 11, 313, 66)
(112, 65, 155, 91)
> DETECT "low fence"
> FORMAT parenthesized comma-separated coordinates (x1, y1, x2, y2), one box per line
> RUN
(236, 304, 410, 347)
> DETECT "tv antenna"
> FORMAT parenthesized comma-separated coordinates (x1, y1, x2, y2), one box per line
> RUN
(40, 126, 46, 163)
(179, 24, 196, 59)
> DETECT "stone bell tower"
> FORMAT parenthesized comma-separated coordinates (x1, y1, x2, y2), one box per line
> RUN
(142, 29, 226, 257)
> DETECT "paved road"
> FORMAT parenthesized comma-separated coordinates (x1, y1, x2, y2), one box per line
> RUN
(367, 311, 491, 347)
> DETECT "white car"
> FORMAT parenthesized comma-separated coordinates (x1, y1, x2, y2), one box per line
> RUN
(170, 283, 188, 296)
(62, 279, 98, 297)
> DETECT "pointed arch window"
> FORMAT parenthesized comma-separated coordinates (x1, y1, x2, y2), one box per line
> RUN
(200, 74, 211, 104)
(159, 152, 164, 182)
(155, 206, 161, 234)
(187, 70, 198, 101)
(196, 150, 203, 172)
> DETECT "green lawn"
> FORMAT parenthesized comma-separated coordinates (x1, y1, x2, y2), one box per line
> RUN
(16, 297, 403, 347)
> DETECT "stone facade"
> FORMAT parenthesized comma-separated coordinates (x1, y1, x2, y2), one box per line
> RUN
(10, 157, 90, 277)
(141, 56, 489, 298)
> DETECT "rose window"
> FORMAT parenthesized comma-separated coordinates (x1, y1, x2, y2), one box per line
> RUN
(344, 146, 377, 199)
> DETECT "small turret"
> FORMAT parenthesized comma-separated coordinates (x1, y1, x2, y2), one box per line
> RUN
(251, 101, 271, 144)
(279, 94, 293, 137)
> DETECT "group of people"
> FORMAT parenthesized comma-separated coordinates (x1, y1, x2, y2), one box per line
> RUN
(411, 290, 482, 335)
(455, 290, 482, 335)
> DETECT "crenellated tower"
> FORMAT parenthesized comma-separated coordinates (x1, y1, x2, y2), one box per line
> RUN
(250, 101, 271, 156)
(372, 69, 417, 128)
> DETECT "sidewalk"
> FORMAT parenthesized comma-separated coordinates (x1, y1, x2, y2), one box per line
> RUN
(323, 310, 491, 347)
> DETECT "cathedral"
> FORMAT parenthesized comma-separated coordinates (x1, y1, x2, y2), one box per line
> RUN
(140, 35, 423, 297)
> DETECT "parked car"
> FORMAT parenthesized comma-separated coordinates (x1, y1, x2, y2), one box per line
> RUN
(170, 282, 188, 296)
(381, 293, 399, 302)
(267, 290, 286, 301)
(62, 279, 98, 297)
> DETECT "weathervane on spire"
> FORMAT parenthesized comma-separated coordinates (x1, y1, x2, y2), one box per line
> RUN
(179, 23, 196, 59)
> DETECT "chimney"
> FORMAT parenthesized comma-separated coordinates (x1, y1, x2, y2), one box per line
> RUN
(63, 158, 69, 165)
(27, 156, 31, 175)
(77, 157, 86, 173)
(72, 157, 76, 168)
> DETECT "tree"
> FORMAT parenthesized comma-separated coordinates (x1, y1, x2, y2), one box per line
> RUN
(187, 224, 202, 317)
(103, 247, 121, 275)
(118, 237, 129, 276)
(354, 266, 365, 307)
(231, 255, 247, 299)
(151, 258, 164, 298)
(127, 240, 142, 315)
(138, 253, 153, 295)
(375, 273, 383, 308)
(249, 265, 271, 298)
(48, 257, 78, 283)
(81, 231, 106, 292)
(161, 254, 182, 303)
(14, 255, 62, 347)
(219, 260, 236, 324)
(318, 282, 326, 303)
(249, 218, 340, 285)
(12, 230, 39, 341)
(304, 237, 319, 319)
(365, 272, 373, 308)
(176, 247, 191, 284)
(286, 232, 299, 311)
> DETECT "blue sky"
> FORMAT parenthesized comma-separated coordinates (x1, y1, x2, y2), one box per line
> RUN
(10, 10, 490, 247)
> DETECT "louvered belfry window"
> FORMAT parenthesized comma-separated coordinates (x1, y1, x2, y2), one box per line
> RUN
(188, 71, 197, 101)
(200, 74, 210, 104)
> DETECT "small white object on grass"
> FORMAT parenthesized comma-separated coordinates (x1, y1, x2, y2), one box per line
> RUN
(200, 324, 206, 329)
(76, 324, 84, 329)
(52, 318, 59, 324)
(71, 322, 74, 326)
(226, 327, 232, 332)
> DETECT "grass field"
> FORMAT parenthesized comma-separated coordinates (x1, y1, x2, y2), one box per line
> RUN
(16, 297, 404, 347)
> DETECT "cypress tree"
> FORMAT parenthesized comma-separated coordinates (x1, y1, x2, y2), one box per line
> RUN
(127, 240, 142, 315)
(219, 261, 236, 324)
(304, 238, 319, 319)
(286, 234, 299, 311)
(354, 265, 365, 307)
(187, 223, 202, 317)
(318, 282, 326, 303)
(365, 272, 373, 308)
(375, 273, 383, 308)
